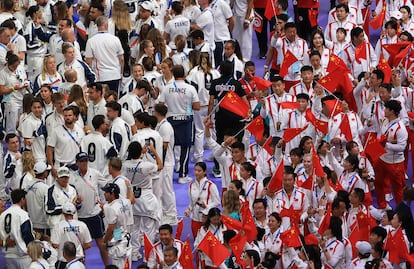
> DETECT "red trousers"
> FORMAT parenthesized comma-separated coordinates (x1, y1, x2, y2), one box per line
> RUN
(374, 159, 406, 208)
(191, 220, 203, 239)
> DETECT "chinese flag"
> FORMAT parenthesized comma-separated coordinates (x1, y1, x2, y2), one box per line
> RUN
(219, 91, 250, 118)
(355, 42, 367, 64)
(339, 114, 353, 141)
(356, 211, 377, 241)
(175, 219, 183, 240)
(279, 101, 300, 109)
(245, 116, 265, 141)
(253, 11, 263, 33)
(300, 171, 314, 190)
(409, 112, 414, 120)
(264, 0, 279, 20)
(280, 50, 298, 78)
(348, 223, 359, 258)
(305, 109, 329, 134)
(370, 3, 385, 29)
(263, 136, 273, 155)
(393, 44, 413, 68)
(364, 134, 386, 164)
(253, 76, 272, 91)
(280, 226, 302, 248)
(268, 159, 284, 192)
(383, 42, 411, 66)
(318, 205, 331, 236)
(327, 54, 350, 73)
(283, 125, 308, 143)
(229, 232, 247, 268)
(377, 55, 392, 83)
(312, 145, 325, 177)
(179, 238, 194, 269)
(144, 233, 154, 261)
(198, 231, 231, 267)
(221, 214, 243, 231)
(384, 227, 410, 264)
(318, 71, 340, 92)
(241, 201, 258, 242)
(323, 99, 343, 118)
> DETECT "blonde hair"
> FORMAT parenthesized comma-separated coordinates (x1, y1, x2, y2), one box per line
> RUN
(111, 0, 132, 30)
(137, 40, 154, 62)
(68, 84, 88, 116)
(41, 55, 56, 81)
(27, 241, 43, 261)
(199, 52, 212, 73)
(222, 190, 241, 216)
(22, 151, 35, 177)
(147, 29, 167, 61)
(174, 35, 186, 53)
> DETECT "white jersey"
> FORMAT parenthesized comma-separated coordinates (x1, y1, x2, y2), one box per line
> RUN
(85, 31, 124, 81)
(0, 204, 34, 258)
(194, 7, 215, 51)
(187, 177, 221, 222)
(51, 219, 92, 261)
(3, 150, 22, 192)
(103, 198, 133, 237)
(211, 0, 232, 41)
(25, 179, 49, 229)
(80, 132, 116, 179)
(109, 117, 131, 160)
(158, 80, 199, 117)
(118, 93, 145, 114)
(155, 119, 175, 166)
(21, 113, 47, 162)
(69, 168, 103, 218)
(0, 64, 29, 107)
(186, 66, 220, 106)
(131, 127, 163, 167)
(164, 15, 190, 48)
(45, 183, 78, 228)
(47, 124, 84, 166)
(87, 98, 107, 129)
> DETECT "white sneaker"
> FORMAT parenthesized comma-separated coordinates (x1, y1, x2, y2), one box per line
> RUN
(191, 156, 203, 163)
(385, 193, 393, 202)
(132, 252, 142, 262)
(206, 154, 214, 161)
(212, 168, 221, 178)
(178, 176, 192, 184)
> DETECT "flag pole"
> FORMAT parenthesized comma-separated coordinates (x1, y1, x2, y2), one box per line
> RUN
(207, 96, 226, 118)
(363, 132, 372, 151)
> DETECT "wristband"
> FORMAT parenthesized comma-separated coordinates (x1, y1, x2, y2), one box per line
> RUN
(2, 240, 5, 248)
(264, 65, 269, 68)
(244, 19, 250, 24)
(10, 87, 14, 92)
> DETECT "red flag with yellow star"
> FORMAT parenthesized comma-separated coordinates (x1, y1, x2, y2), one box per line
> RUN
(355, 42, 368, 64)
(283, 125, 308, 143)
(144, 233, 155, 261)
(384, 227, 410, 264)
(179, 238, 194, 269)
(364, 134, 386, 165)
(370, 1, 386, 29)
(245, 116, 265, 141)
(339, 114, 353, 141)
(327, 54, 349, 73)
(268, 159, 283, 192)
(241, 201, 258, 242)
(229, 232, 247, 268)
(318, 71, 339, 92)
(219, 91, 250, 118)
(221, 214, 243, 230)
(280, 50, 298, 78)
(377, 55, 392, 83)
(280, 226, 302, 248)
(253, 76, 272, 91)
(323, 99, 343, 118)
(264, 0, 279, 20)
(305, 109, 328, 134)
(198, 230, 231, 267)
(383, 42, 412, 66)
(279, 101, 300, 109)
(262, 136, 273, 155)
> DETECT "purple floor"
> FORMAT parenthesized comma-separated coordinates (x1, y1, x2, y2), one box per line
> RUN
(0, 2, 392, 269)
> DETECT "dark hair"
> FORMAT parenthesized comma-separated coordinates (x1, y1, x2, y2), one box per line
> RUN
(329, 216, 343, 241)
(261, 251, 279, 268)
(296, 93, 310, 101)
(230, 180, 245, 196)
(195, 162, 207, 172)
(284, 22, 297, 30)
(31, 97, 43, 107)
(220, 60, 234, 78)
(384, 99, 402, 116)
(159, 224, 173, 234)
(204, 207, 222, 229)
(384, 209, 394, 222)
(92, 114, 106, 130)
(172, 65, 185, 78)
(225, 40, 243, 61)
(379, 83, 392, 93)
(142, 56, 155, 71)
(106, 101, 122, 116)
(0, 19, 15, 30)
(5, 133, 17, 143)
(353, 187, 365, 202)
(190, 29, 204, 40)
(345, 140, 358, 153)
(299, 136, 312, 155)
(171, 1, 183, 14)
(26, 5, 39, 18)
(284, 165, 296, 178)
(63, 106, 76, 115)
(331, 198, 344, 210)
(163, 246, 178, 256)
(371, 226, 387, 240)
(290, 147, 303, 158)
(246, 249, 261, 266)
(269, 212, 282, 223)
(230, 141, 245, 151)
(245, 61, 255, 69)
(241, 162, 256, 179)
(400, 31, 414, 41)
(262, 176, 272, 187)
(6, 52, 19, 66)
(385, 20, 398, 30)
(253, 198, 267, 209)
(276, 13, 289, 22)
(344, 155, 359, 172)
(300, 65, 313, 73)
(223, 230, 237, 243)
(372, 69, 385, 82)
(309, 50, 321, 59)
(336, 190, 351, 210)
(350, 27, 364, 39)
(336, 27, 346, 35)
(127, 141, 142, 159)
(11, 189, 26, 204)
(63, 241, 77, 258)
(135, 79, 151, 92)
(270, 75, 284, 83)
(154, 103, 168, 117)
(336, 3, 349, 13)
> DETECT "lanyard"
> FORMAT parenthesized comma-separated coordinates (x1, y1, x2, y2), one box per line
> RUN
(385, 121, 398, 135)
(212, 225, 220, 235)
(268, 228, 281, 245)
(66, 259, 80, 268)
(62, 125, 80, 148)
(246, 180, 256, 197)
(346, 172, 357, 192)
(37, 261, 46, 269)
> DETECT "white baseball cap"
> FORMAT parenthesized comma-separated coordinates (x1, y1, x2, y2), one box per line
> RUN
(57, 167, 70, 178)
(34, 162, 51, 175)
(62, 202, 76, 215)
(140, 1, 154, 12)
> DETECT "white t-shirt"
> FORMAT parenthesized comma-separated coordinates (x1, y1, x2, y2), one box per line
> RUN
(21, 113, 46, 162)
(165, 15, 190, 48)
(195, 8, 215, 51)
(158, 80, 199, 116)
(211, 0, 232, 41)
(156, 119, 175, 166)
(47, 124, 85, 165)
(85, 31, 124, 81)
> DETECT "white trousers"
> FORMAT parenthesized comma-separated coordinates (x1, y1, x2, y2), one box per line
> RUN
(232, 16, 253, 62)
(161, 165, 178, 224)
(193, 106, 208, 160)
